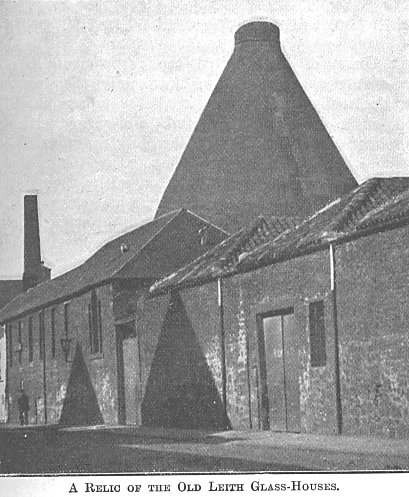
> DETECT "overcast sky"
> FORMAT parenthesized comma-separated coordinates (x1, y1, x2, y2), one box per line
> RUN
(0, 0, 407, 278)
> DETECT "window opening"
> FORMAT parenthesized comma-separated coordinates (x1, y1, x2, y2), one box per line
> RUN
(28, 317, 33, 363)
(51, 308, 56, 359)
(7, 324, 12, 369)
(18, 321, 22, 365)
(309, 300, 326, 367)
(39, 311, 45, 361)
(89, 291, 103, 354)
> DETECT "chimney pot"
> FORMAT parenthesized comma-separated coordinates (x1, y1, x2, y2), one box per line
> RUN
(235, 21, 280, 46)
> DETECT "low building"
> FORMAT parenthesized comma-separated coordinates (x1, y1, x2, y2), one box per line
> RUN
(3, 181, 409, 437)
(0, 209, 226, 425)
(148, 178, 409, 438)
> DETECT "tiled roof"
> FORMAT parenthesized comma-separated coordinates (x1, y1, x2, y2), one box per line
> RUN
(267, 217, 302, 239)
(150, 177, 409, 296)
(246, 177, 409, 270)
(357, 189, 409, 231)
(149, 215, 301, 295)
(0, 210, 190, 323)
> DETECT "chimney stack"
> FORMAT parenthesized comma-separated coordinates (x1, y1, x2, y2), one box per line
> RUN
(22, 195, 51, 291)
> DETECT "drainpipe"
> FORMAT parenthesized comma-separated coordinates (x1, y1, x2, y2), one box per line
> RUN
(42, 313, 48, 425)
(329, 243, 342, 434)
(217, 279, 227, 419)
(43, 356, 47, 425)
(245, 330, 253, 430)
(4, 325, 10, 423)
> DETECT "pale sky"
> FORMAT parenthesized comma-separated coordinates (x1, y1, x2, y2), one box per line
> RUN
(0, 0, 407, 278)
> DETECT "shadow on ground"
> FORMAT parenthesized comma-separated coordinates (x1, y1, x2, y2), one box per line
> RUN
(0, 426, 307, 474)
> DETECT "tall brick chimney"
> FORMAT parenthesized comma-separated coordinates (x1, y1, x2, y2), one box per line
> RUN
(22, 195, 51, 291)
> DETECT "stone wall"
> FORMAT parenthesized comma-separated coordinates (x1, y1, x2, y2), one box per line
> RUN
(140, 250, 339, 433)
(138, 287, 229, 429)
(145, 224, 409, 438)
(226, 252, 339, 433)
(6, 223, 409, 437)
(6, 284, 118, 426)
(337, 227, 409, 438)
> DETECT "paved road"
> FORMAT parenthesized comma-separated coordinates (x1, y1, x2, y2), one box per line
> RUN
(0, 426, 307, 474)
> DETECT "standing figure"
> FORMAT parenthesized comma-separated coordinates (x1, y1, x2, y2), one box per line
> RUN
(18, 390, 30, 425)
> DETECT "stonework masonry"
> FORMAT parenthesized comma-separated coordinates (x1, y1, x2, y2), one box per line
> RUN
(6, 284, 118, 426)
(134, 223, 409, 438)
(336, 227, 409, 438)
(4, 222, 409, 437)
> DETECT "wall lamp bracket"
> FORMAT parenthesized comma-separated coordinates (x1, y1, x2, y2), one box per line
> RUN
(60, 337, 73, 363)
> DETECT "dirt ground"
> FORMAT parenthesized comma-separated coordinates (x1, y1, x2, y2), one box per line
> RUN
(1, 424, 409, 475)
(0, 425, 306, 474)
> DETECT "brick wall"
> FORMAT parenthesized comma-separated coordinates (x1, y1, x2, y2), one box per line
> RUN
(337, 227, 409, 438)
(223, 252, 339, 433)
(140, 251, 339, 433)
(6, 223, 409, 437)
(6, 284, 118, 426)
(137, 287, 229, 429)
(140, 223, 409, 438)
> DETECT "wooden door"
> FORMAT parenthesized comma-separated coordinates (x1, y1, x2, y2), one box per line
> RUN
(116, 321, 141, 425)
(258, 308, 301, 432)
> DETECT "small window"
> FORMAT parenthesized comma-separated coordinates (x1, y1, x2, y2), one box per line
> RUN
(39, 311, 45, 361)
(64, 303, 69, 336)
(309, 300, 326, 367)
(89, 291, 102, 355)
(28, 317, 33, 363)
(51, 308, 56, 359)
(7, 324, 12, 368)
(18, 321, 22, 365)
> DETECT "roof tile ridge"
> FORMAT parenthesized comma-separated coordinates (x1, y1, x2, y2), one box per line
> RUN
(234, 194, 349, 272)
(329, 178, 381, 233)
(233, 216, 300, 271)
(220, 215, 268, 264)
(357, 188, 409, 230)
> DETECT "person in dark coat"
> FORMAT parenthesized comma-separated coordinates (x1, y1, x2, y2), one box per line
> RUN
(18, 390, 30, 426)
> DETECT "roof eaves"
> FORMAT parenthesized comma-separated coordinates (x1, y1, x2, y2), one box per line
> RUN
(0, 278, 114, 325)
(234, 215, 409, 279)
(149, 182, 409, 297)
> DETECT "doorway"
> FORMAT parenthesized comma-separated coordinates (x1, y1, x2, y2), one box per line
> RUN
(116, 321, 141, 425)
(258, 308, 301, 432)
